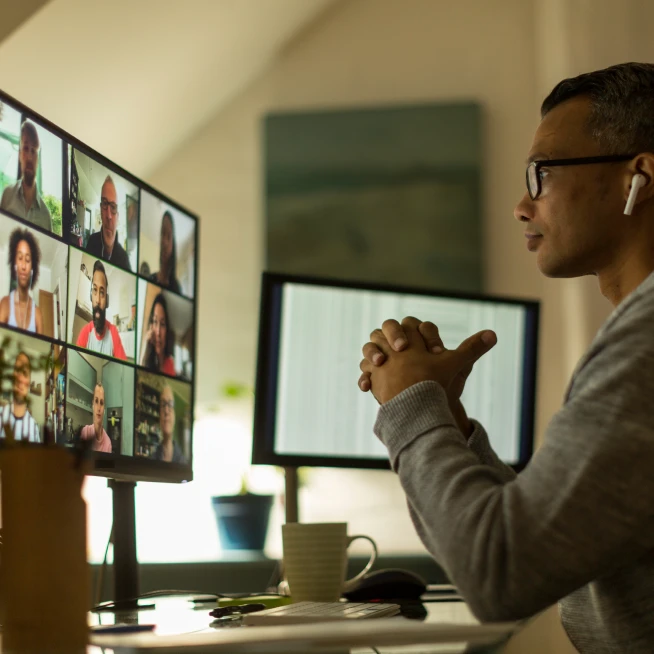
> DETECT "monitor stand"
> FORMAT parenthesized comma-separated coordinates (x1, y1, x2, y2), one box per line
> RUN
(104, 479, 153, 612)
(284, 467, 299, 523)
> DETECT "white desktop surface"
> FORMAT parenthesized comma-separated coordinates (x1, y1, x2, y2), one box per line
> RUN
(83, 596, 517, 653)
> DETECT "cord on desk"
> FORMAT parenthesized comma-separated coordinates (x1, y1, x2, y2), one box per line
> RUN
(92, 589, 221, 613)
(94, 522, 114, 608)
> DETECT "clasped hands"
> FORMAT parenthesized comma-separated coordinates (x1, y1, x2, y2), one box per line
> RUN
(358, 317, 497, 435)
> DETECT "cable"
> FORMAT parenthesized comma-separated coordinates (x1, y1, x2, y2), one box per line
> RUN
(91, 589, 221, 613)
(94, 522, 114, 607)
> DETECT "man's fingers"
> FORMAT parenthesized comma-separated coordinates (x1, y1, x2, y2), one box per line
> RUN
(381, 319, 408, 351)
(418, 321, 444, 353)
(456, 330, 497, 365)
(362, 341, 385, 365)
(358, 372, 372, 392)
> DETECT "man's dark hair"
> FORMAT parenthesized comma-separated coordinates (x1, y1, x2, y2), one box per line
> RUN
(20, 120, 39, 148)
(92, 259, 108, 290)
(541, 62, 654, 155)
(8, 228, 40, 288)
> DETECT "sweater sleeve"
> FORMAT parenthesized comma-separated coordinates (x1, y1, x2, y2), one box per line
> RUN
(467, 420, 517, 484)
(374, 307, 654, 623)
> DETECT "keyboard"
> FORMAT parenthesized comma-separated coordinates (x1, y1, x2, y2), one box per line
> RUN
(243, 601, 401, 625)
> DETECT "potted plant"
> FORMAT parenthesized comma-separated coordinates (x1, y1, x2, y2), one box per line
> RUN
(209, 382, 275, 552)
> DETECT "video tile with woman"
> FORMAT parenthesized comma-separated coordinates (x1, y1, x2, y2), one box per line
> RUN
(67, 148, 138, 273)
(0, 214, 69, 340)
(0, 99, 64, 236)
(0, 326, 65, 443)
(135, 370, 191, 464)
(63, 348, 135, 456)
(137, 280, 193, 380)
(67, 249, 137, 362)
(139, 190, 195, 299)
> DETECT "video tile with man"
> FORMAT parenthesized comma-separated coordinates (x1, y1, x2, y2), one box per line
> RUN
(135, 370, 191, 464)
(137, 280, 193, 380)
(67, 249, 137, 363)
(67, 148, 138, 273)
(139, 190, 196, 299)
(0, 326, 65, 444)
(63, 348, 135, 456)
(0, 213, 69, 340)
(0, 100, 64, 236)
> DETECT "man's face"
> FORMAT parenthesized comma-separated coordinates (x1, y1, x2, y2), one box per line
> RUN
(19, 135, 38, 187)
(93, 385, 105, 430)
(100, 180, 118, 248)
(13, 353, 30, 403)
(92, 269, 108, 333)
(15, 239, 33, 290)
(160, 386, 175, 440)
(514, 97, 627, 278)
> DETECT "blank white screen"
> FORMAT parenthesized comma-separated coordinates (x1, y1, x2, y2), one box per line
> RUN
(274, 283, 528, 464)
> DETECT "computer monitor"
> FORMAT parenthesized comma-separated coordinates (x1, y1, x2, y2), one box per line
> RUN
(253, 272, 539, 474)
(0, 89, 198, 606)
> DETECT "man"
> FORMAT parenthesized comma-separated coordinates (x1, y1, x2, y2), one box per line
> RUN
(0, 120, 53, 232)
(0, 227, 43, 334)
(358, 63, 654, 653)
(79, 382, 112, 453)
(76, 260, 127, 360)
(0, 351, 40, 442)
(152, 384, 186, 463)
(85, 176, 131, 270)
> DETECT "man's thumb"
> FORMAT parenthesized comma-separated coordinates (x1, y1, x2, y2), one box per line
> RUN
(456, 330, 497, 364)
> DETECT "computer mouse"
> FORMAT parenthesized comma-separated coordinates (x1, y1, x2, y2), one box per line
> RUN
(341, 568, 427, 601)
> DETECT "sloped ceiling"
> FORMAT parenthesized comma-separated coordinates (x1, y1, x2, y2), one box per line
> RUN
(0, 0, 335, 177)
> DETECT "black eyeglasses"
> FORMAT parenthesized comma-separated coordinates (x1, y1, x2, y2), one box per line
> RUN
(100, 198, 118, 215)
(526, 155, 636, 200)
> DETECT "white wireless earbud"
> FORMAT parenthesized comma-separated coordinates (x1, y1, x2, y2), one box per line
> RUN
(624, 173, 647, 215)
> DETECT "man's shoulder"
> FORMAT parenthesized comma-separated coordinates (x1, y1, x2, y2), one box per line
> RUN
(0, 182, 18, 208)
(114, 241, 131, 269)
(78, 322, 93, 341)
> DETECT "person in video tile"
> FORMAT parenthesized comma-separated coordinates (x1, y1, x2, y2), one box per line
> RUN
(153, 384, 186, 463)
(76, 260, 127, 360)
(0, 120, 53, 232)
(0, 352, 40, 442)
(140, 293, 175, 375)
(85, 176, 131, 270)
(79, 382, 112, 453)
(150, 211, 181, 294)
(0, 228, 43, 334)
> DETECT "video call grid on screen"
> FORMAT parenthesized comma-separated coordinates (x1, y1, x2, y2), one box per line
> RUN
(255, 275, 538, 470)
(0, 90, 198, 477)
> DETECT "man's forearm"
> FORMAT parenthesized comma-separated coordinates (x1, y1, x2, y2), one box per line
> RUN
(449, 398, 473, 439)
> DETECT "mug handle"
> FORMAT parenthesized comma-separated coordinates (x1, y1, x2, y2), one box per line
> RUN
(342, 534, 378, 592)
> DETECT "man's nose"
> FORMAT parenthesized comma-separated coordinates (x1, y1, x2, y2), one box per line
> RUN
(513, 191, 533, 223)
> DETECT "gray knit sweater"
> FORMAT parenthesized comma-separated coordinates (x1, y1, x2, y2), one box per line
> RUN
(374, 271, 654, 654)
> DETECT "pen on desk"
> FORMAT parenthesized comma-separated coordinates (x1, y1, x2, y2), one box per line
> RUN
(91, 623, 156, 635)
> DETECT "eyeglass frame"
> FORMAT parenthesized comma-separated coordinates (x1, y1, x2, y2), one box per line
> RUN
(526, 155, 637, 200)
(100, 198, 118, 216)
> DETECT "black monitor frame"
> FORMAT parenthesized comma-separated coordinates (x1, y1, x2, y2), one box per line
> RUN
(253, 272, 539, 473)
(0, 88, 199, 484)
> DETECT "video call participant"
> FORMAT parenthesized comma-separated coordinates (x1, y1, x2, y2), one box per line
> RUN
(0, 120, 53, 232)
(152, 384, 186, 463)
(150, 211, 181, 294)
(141, 293, 175, 375)
(79, 382, 112, 453)
(76, 260, 127, 360)
(0, 228, 43, 334)
(0, 351, 40, 442)
(85, 176, 131, 270)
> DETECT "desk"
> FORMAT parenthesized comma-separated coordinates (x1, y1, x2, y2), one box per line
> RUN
(88, 595, 518, 653)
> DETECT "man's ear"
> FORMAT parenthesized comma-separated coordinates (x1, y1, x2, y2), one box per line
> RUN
(625, 154, 654, 209)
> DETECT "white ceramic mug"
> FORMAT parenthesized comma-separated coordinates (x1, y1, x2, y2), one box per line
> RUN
(281, 522, 378, 602)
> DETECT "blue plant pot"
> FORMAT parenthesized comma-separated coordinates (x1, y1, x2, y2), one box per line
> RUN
(211, 493, 273, 551)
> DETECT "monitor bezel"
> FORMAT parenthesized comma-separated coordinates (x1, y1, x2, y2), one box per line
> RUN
(253, 271, 539, 473)
(0, 89, 199, 484)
